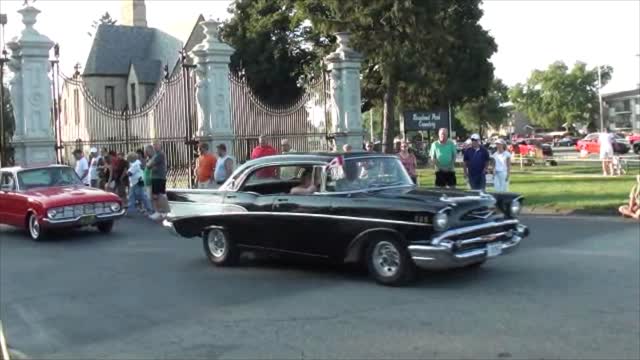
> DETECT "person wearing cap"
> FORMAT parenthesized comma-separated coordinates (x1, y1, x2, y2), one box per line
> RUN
(73, 149, 90, 186)
(214, 143, 234, 185)
(463, 134, 491, 190)
(429, 128, 458, 188)
(491, 139, 512, 192)
(88, 147, 101, 188)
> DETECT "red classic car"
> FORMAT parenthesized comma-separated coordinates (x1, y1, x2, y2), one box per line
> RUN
(626, 133, 640, 144)
(0, 165, 125, 241)
(575, 133, 630, 155)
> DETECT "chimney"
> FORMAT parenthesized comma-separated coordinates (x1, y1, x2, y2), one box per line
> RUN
(121, 0, 147, 27)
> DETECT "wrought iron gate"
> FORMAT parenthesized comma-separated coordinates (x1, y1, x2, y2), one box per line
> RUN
(57, 62, 197, 188)
(229, 72, 331, 164)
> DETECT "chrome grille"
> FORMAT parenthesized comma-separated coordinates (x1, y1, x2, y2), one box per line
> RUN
(462, 207, 496, 220)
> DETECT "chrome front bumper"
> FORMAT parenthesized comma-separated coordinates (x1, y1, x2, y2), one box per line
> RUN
(408, 221, 529, 270)
(162, 219, 180, 237)
(41, 209, 126, 228)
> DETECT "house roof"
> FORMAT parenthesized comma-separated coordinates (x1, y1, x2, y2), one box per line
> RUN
(130, 59, 163, 84)
(84, 24, 183, 80)
(603, 88, 640, 101)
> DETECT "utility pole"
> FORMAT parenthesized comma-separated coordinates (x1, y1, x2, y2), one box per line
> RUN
(597, 65, 604, 131)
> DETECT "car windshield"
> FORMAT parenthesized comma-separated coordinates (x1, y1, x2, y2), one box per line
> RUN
(18, 167, 83, 190)
(325, 156, 414, 192)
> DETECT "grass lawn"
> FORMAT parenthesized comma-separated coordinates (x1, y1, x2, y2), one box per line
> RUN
(416, 163, 640, 214)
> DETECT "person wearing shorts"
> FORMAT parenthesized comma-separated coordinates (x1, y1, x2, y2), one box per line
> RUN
(147, 142, 170, 221)
(599, 129, 614, 176)
(430, 128, 457, 188)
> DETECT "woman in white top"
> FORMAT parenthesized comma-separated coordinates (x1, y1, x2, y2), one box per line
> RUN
(491, 139, 511, 192)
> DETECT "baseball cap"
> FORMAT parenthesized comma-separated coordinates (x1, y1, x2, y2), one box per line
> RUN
(494, 139, 506, 145)
(470, 134, 481, 141)
(90, 147, 98, 153)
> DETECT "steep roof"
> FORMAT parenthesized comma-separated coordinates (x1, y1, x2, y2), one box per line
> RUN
(130, 59, 163, 84)
(84, 24, 183, 79)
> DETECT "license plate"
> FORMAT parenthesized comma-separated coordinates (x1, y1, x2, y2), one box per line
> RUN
(80, 215, 96, 225)
(487, 242, 502, 257)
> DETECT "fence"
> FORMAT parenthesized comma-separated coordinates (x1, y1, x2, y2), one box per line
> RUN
(58, 64, 198, 188)
(229, 72, 331, 164)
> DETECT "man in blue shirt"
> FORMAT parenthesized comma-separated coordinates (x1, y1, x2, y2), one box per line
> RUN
(463, 134, 490, 190)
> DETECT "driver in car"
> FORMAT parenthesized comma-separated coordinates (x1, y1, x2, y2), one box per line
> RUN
(336, 161, 364, 192)
(290, 168, 318, 195)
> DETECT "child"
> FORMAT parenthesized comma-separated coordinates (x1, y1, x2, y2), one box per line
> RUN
(619, 175, 640, 220)
(611, 155, 625, 176)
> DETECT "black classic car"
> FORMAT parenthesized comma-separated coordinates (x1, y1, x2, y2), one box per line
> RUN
(163, 152, 529, 286)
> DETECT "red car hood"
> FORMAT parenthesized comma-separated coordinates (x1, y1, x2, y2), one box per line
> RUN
(23, 186, 121, 208)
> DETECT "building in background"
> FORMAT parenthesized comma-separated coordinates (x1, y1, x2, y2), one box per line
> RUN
(74, 0, 183, 111)
(603, 88, 640, 132)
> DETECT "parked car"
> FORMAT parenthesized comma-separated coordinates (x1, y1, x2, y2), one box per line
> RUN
(163, 152, 530, 286)
(0, 165, 125, 241)
(556, 136, 579, 147)
(509, 139, 554, 157)
(626, 133, 640, 145)
(575, 133, 630, 155)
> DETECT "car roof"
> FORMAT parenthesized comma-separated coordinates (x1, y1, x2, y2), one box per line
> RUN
(245, 151, 396, 165)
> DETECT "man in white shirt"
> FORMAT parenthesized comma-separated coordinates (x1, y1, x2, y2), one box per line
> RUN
(598, 128, 614, 176)
(88, 147, 100, 187)
(73, 149, 90, 186)
(126, 152, 153, 216)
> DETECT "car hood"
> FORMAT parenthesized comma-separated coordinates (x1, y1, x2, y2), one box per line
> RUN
(23, 186, 121, 208)
(357, 186, 496, 211)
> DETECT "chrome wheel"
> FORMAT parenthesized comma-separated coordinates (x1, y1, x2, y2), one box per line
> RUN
(207, 229, 227, 258)
(29, 214, 40, 239)
(372, 241, 401, 277)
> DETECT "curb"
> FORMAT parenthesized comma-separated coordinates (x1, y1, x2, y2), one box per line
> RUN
(523, 207, 619, 217)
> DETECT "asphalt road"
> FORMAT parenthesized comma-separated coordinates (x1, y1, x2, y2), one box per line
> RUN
(1, 215, 639, 360)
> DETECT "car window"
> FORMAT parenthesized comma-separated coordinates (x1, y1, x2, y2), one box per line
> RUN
(243, 165, 304, 186)
(18, 167, 82, 190)
(1, 173, 16, 190)
(325, 157, 413, 193)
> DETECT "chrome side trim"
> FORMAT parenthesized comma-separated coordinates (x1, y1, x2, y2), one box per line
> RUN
(168, 211, 430, 227)
(431, 219, 519, 245)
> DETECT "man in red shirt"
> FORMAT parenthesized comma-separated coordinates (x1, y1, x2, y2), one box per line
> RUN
(251, 135, 278, 178)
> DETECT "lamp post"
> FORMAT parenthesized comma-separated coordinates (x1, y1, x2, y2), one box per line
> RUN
(0, 12, 8, 168)
(597, 65, 604, 131)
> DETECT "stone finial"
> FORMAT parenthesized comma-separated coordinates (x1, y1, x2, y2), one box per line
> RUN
(18, 6, 40, 32)
(326, 31, 362, 62)
(201, 19, 221, 43)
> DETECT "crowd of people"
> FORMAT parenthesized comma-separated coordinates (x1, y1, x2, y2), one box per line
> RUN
(73, 141, 171, 221)
(70, 130, 637, 221)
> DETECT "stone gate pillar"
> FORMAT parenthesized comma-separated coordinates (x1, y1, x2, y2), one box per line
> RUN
(7, 5, 56, 167)
(191, 19, 235, 158)
(325, 32, 364, 151)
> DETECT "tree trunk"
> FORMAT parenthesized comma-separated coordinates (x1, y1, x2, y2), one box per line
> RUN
(382, 81, 397, 154)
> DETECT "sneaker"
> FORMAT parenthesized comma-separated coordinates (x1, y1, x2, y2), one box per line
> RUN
(149, 212, 162, 221)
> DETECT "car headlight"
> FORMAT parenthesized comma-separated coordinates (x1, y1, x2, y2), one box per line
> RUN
(109, 202, 121, 212)
(47, 209, 58, 219)
(509, 199, 522, 217)
(433, 212, 449, 231)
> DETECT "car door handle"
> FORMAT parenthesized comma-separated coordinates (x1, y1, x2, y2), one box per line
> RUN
(276, 198, 288, 203)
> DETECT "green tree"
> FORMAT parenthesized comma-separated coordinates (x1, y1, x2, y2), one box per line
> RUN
(456, 78, 510, 136)
(87, 12, 117, 37)
(220, 0, 323, 105)
(509, 61, 612, 130)
(299, 0, 497, 152)
(1, 85, 15, 166)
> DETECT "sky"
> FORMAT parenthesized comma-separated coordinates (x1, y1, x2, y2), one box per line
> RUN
(1, 0, 639, 93)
